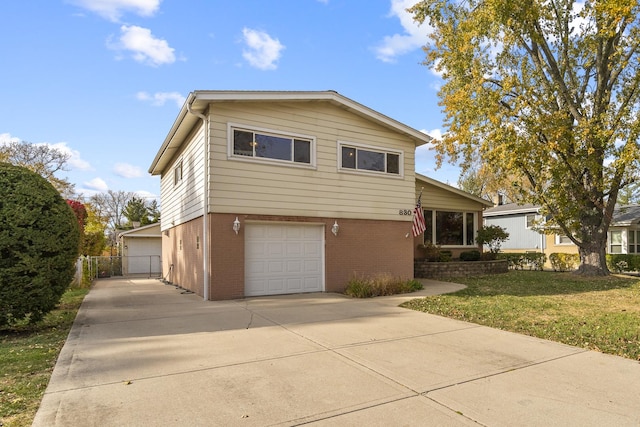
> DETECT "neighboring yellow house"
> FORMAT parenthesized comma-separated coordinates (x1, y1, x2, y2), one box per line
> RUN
(149, 90, 490, 300)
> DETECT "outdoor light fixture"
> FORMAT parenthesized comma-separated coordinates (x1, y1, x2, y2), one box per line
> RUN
(233, 217, 241, 235)
(331, 220, 339, 236)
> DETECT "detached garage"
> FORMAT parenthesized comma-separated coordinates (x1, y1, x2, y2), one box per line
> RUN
(244, 223, 324, 296)
(119, 223, 162, 277)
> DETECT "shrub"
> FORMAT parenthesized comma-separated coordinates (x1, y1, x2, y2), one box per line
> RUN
(0, 163, 80, 326)
(497, 252, 546, 270)
(549, 253, 580, 272)
(459, 250, 481, 261)
(344, 273, 423, 298)
(418, 243, 441, 262)
(476, 225, 509, 253)
(606, 254, 640, 273)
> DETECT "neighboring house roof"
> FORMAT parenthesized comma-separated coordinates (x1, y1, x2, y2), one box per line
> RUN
(484, 203, 640, 226)
(416, 173, 493, 208)
(483, 203, 540, 217)
(612, 205, 640, 226)
(148, 90, 433, 176)
(118, 223, 161, 239)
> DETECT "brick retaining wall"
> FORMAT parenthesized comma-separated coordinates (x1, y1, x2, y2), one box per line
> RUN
(414, 259, 508, 279)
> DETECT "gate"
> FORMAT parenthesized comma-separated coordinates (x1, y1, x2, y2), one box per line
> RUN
(87, 256, 162, 279)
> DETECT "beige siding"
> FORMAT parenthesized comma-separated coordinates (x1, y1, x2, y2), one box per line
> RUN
(207, 102, 416, 221)
(160, 125, 205, 231)
(419, 181, 487, 212)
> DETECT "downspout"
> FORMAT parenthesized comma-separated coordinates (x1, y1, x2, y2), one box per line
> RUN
(186, 100, 210, 301)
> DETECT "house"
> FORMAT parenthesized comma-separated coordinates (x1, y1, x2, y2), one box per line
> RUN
(118, 223, 162, 277)
(483, 202, 640, 257)
(149, 90, 489, 300)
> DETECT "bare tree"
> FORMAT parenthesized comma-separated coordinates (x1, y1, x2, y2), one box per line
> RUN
(0, 140, 75, 197)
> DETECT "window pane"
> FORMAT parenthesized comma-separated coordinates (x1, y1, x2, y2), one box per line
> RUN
(357, 149, 385, 172)
(255, 134, 291, 161)
(526, 214, 535, 228)
(630, 231, 636, 244)
(293, 139, 311, 163)
(342, 147, 356, 169)
(423, 210, 433, 244)
(611, 231, 622, 245)
(436, 211, 463, 245)
(387, 153, 399, 174)
(466, 212, 475, 245)
(233, 130, 254, 157)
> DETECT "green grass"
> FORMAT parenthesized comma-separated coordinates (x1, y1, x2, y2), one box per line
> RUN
(402, 271, 640, 360)
(0, 288, 89, 427)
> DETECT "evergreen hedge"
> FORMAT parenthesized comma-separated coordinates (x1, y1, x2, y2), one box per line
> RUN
(0, 163, 80, 326)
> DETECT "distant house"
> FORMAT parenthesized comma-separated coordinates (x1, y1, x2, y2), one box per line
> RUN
(149, 90, 491, 300)
(118, 223, 162, 277)
(483, 202, 640, 257)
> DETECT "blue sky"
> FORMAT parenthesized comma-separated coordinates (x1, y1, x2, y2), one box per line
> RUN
(0, 0, 460, 201)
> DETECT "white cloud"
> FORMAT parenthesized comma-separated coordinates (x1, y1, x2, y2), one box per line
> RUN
(69, 0, 161, 22)
(134, 189, 159, 201)
(136, 91, 185, 107)
(374, 0, 434, 63)
(114, 162, 144, 178)
(46, 142, 92, 171)
(241, 28, 285, 70)
(108, 25, 176, 67)
(0, 132, 20, 145)
(0, 133, 91, 171)
(84, 177, 109, 192)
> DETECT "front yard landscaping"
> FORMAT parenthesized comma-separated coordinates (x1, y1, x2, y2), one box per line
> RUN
(402, 270, 640, 360)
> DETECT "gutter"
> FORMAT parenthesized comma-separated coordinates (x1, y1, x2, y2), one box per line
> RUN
(186, 99, 210, 301)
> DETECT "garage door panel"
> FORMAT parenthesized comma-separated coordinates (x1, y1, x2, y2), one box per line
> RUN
(245, 224, 324, 297)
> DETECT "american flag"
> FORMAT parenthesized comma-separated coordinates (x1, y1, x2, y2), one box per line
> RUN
(412, 191, 426, 237)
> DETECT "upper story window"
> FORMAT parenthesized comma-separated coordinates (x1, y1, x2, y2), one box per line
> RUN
(173, 161, 183, 186)
(229, 124, 314, 167)
(338, 141, 402, 176)
(525, 214, 536, 228)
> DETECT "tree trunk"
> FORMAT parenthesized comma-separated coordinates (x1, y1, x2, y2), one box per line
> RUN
(575, 240, 609, 276)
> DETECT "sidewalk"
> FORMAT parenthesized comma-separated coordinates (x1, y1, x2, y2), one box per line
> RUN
(33, 278, 640, 426)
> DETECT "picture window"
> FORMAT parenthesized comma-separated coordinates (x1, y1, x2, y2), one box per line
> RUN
(339, 142, 402, 176)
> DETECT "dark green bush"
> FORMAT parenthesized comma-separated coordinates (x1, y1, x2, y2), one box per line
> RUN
(459, 250, 481, 261)
(0, 163, 80, 326)
(439, 250, 453, 262)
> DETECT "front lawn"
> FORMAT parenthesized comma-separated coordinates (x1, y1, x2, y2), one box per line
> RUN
(402, 271, 640, 360)
(0, 288, 89, 427)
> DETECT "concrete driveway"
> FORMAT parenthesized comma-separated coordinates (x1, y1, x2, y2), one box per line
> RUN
(34, 278, 640, 426)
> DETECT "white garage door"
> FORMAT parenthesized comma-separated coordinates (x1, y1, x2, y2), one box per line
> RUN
(245, 223, 324, 297)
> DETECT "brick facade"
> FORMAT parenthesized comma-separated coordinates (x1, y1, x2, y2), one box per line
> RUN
(163, 214, 413, 299)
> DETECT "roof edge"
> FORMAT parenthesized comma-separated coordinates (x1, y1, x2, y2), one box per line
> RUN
(415, 173, 493, 207)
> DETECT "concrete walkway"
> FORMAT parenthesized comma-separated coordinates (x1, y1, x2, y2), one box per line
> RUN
(33, 278, 640, 426)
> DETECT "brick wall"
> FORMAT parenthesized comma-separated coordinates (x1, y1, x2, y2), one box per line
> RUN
(164, 214, 414, 300)
(414, 259, 508, 279)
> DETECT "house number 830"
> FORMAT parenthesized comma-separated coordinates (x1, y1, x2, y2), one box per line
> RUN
(398, 209, 412, 215)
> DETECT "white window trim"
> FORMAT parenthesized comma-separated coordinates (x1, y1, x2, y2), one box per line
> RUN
(525, 214, 536, 229)
(227, 122, 316, 169)
(173, 158, 183, 187)
(554, 234, 574, 245)
(423, 210, 478, 248)
(337, 140, 404, 178)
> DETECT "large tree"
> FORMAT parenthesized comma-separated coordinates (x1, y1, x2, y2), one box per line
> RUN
(411, 0, 640, 275)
